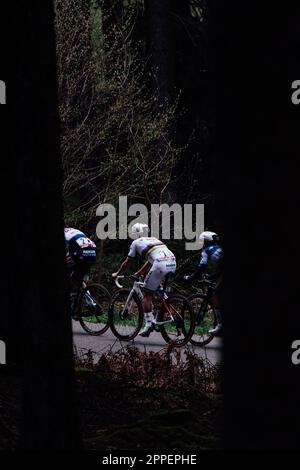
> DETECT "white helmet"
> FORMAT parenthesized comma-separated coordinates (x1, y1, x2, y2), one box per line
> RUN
(199, 231, 219, 244)
(131, 222, 149, 237)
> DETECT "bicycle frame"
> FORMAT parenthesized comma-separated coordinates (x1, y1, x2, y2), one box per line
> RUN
(116, 276, 179, 326)
(194, 281, 216, 324)
(70, 275, 96, 316)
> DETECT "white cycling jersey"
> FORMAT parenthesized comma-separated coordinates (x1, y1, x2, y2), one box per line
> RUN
(64, 227, 96, 249)
(65, 227, 84, 241)
(128, 237, 175, 264)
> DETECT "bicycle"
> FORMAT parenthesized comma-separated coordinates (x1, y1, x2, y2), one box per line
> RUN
(108, 274, 195, 347)
(188, 278, 218, 346)
(70, 274, 111, 336)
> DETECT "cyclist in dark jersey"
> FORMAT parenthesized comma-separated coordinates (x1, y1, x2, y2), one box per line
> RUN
(64, 227, 97, 285)
(65, 227, 100, 316)
(184, 231, 223, 335)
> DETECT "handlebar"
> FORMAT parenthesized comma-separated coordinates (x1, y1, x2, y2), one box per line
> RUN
(114, 275, 124, 288)
(114, 274, 142, 288)
(174, 274, 216, 287)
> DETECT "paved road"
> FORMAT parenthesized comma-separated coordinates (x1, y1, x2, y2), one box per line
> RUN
(72, 321, 223, 364)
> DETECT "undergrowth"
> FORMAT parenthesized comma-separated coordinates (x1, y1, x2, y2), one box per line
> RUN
(0, 346, 223, 450)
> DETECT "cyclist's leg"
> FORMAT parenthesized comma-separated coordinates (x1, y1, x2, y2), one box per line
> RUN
(211, 292, 220, 309)
(73, 264, 85, 288)
(68, 263, 84, 319)
(209, 275, 223, 334)
(143, 291, 154, 321)
(144, 259, 176, 293)
(77, 259, 98, 308)
(139, 260, 176, 336)
(139, 262, 163, 336)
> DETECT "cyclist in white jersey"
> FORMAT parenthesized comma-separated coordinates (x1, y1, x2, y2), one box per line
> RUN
(112, 223, 177, 337)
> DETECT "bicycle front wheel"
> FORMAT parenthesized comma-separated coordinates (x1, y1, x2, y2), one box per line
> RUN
(109, 289, 144, 341)
(78, 283, 111, 336)
(188, 294, 216, 346)
(159, 294, 195, 347)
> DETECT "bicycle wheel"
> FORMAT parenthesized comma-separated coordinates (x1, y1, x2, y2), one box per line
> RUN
(159, 294, 195, 347)
(188, 293, 216, 346)
(109, 288, 143, 341)
(77, 283, 111, 336)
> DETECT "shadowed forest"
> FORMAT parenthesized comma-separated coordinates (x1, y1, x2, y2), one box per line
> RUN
(1, 0, 223, 451)
(55, 0, 217, 280)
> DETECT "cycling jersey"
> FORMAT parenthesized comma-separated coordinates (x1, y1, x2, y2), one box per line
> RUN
(187, 243, 223, 282)
(128, 237, 176, 292)
(128, 237, 175, 264)
(64, 227, 96, 266)
(199, 244, 223, 277)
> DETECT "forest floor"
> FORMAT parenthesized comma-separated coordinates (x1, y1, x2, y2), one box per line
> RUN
(0, 346, 222, 450)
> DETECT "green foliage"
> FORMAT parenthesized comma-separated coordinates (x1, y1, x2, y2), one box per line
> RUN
(55, 0, 210, 277)
(55, 0, 181, 228)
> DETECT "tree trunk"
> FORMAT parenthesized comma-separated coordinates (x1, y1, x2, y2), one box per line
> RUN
(145, 0, 174, 106)
(7, 1, 81, 450)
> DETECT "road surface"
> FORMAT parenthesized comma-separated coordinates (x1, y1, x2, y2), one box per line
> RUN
(72, 321, 223, 364)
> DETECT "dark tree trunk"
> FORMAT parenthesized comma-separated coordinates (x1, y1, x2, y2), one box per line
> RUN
(172, 0, 191, 17)
(170, 0, 211, 205)
(145, 0, 174, 106)
(0, 7, 17, 363)
(209, 0, 300, 450)
(5, 1, 81, 449)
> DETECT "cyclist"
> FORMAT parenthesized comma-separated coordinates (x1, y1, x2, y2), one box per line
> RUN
(183, 231, 223, 335)
(64, 226, 97, 285)
(112, 223, 177, 337)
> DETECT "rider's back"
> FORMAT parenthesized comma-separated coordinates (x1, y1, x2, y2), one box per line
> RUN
(128, 237, 175, 263)
(200, 243, 223, 277)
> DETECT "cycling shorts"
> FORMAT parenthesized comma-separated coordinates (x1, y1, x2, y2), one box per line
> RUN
(143, 258, 176, 292)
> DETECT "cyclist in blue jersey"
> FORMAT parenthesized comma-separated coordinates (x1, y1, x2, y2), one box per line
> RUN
(64, 226, 99, 314)
(64, 227, 97, 284)
(184, 231, 223, 335)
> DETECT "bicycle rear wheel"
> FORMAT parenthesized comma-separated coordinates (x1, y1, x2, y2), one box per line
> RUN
(159, 294, 195, 347)
(109, 288, 143, 341)
(188, 294, 216, 346)
(78, 283, 111, 336)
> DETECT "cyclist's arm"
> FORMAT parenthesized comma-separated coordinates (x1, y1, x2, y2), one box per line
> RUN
(185, 250, 207, 281)
(112, 257, 132, 277)
(185, 265, 205, 282)
(134, 261, 151, 278)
